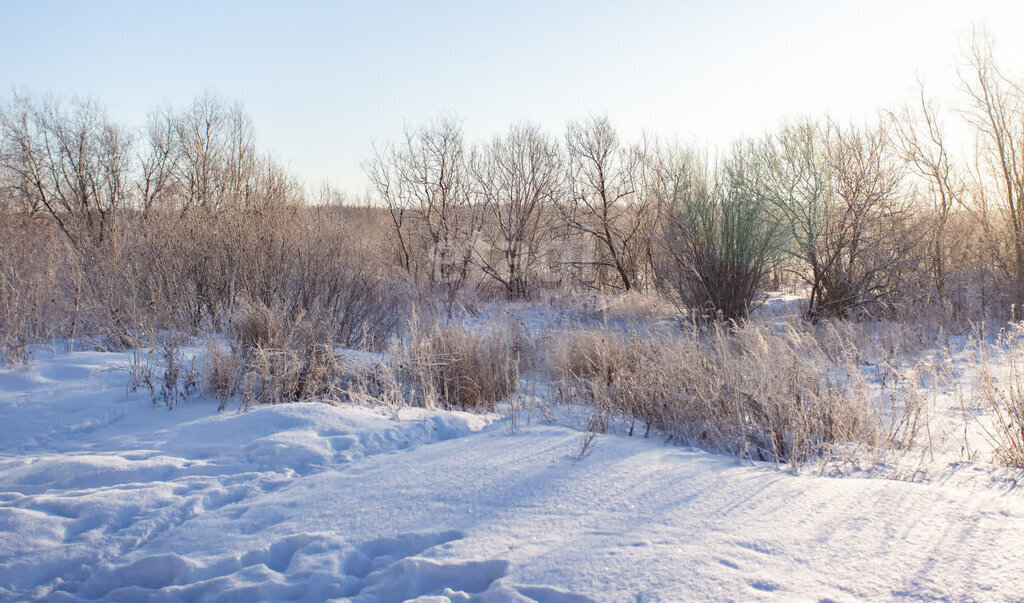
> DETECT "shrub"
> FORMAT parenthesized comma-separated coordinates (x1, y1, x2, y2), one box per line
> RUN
(658, 143, 784, 322)
(395, 319, 522, 411)
(157, 337, 192, 409)
(204, 340, 242, 410)
(208, 298, 404, 411)
(239, 346, 305, 409)
(759, 121, 920, 322)
(232, 302, 289, 350)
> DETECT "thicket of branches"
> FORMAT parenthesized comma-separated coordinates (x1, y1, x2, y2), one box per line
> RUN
(0, 93, 402, 363)
(4, 32, 1024, 366)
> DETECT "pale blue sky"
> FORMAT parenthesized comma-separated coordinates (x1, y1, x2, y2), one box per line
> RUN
(3, 0, 1022, 193)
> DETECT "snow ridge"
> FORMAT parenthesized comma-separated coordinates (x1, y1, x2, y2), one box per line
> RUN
(2, 349, 1024, 600)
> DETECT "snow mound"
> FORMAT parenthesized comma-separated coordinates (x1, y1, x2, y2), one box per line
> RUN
(2, 348, 1024, 600)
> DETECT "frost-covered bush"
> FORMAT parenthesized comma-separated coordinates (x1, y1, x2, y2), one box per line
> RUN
(971, 327, 1024, 467)
(392, 319, 524, 411)
(658, 143, 784, 322)
(550, 322, 886, 466)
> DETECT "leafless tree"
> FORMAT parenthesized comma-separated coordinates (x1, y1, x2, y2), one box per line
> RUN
(364, 114, 479, 314)
(888, 82, 966, 298)
(470, 122, 562, 299)
(137, 106, 180, 214)
(761, 119, 914, 320)
(630, 134, 678, 292)
(959, 28, 1024, 314)
(174, 94, 226, 212)
(0, 94, 132, 250)
(172, 93, 259, 213)
(562, 116, 653, 292)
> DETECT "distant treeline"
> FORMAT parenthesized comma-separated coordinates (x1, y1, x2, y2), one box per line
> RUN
(1, 31, 1023, 360)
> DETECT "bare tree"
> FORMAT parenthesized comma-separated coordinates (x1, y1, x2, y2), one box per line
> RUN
(959, 28, 1024, 314)
(470, 122, 562, 299)
(562, 116, 652, 292)
(174, 93, 226, 212)
(136, 106, 180, 214)
(761, 119, 914, 320)
(364, 114, 479, 314)
(888, 82, 965, 299)
(220, 103, 259, 209)
(172, 93, 258, 213)
(0, 94, 132, 250)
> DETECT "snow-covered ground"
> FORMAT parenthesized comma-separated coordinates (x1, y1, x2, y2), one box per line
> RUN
(2, 346, 1024, 601)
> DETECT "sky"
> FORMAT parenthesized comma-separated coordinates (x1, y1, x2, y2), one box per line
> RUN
(3, 0, 1023, 195)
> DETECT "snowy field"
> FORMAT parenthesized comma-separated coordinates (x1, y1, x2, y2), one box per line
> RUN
(2, 342, 1024, 601)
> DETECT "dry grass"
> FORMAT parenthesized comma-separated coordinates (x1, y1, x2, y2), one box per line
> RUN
(544, 317, 971, 470)
(204, 340, 243, 410)
(203, 310, 526, 413)
(201, 299, 948, 471)
(202, 296, 411, 411)
(206, 304, 346, 410)
(232, 302, 289, 350)
(549, 322, 886, 467)
(982, 358, 1024, 467)
(122, 335, 198, 409)
(393, 318, 523, 411)
(226, 343, 353, 410)
(970, 327, 1024, 467)
(156, 337, 198, 409)
(573, 291, 677, 328)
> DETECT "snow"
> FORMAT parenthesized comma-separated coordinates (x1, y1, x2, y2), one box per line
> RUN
(2, 346, 1024, 601)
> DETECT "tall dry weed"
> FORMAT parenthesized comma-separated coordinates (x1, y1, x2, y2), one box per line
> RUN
(394, 318, 522, 411)
(970, 327, 1024, 467)
(550, 322, 884, 466)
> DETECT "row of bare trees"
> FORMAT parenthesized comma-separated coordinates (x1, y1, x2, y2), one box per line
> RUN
(364, 32, 1024, 323)
(0, 94, 403, 358)
(365, 114, 920, 320)
(4, 30, 1024, 360)
(365, 115, 662, 305)
(0, 93, 301, 250)
(882, 30, 1024, 320)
